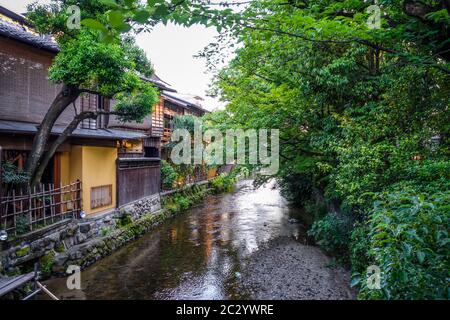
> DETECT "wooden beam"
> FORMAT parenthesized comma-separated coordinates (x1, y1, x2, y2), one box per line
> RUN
(36, 281, 59, 300)
(0, 272, 35, 297)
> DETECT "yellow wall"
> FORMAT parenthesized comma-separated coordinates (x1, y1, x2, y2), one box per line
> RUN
(207, 168, 218, 180)
(60, 145, 117, 215)
(69, 146, 82, 183)
(82, 146, 117, 215)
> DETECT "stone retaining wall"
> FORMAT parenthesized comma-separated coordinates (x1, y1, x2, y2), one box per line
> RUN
(51, 210, 170, 274)
(0, 193, 161, 276)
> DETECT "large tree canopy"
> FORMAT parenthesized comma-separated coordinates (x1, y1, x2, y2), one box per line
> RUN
(200, 0, 449, 299)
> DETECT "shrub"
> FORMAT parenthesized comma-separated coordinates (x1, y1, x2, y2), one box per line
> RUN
(303, 199, 328, 221)
(349, 223, 371, 275)
(162, 184, 208, 215)
(1, 162, 29, 184)
(39, 251, 56, 277)
(308, 212, 353, 260)
(354, 190, 450, 300)
(210, 173, 236, 194)
(101, 226, 113, 236)
(278, 173, 314, 207)
(117, 212, 133, 228)
(161, 160, 178, 190)
(16, 215, 30, 235)
(239, 166, 250, 178)
(174, 195, 190, 211)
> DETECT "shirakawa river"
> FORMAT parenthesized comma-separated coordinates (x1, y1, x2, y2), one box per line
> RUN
(40, 180, 354, 300)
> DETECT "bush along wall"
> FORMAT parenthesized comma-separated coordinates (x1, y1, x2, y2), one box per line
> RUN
(161, 181, 212, 215)
(209, 173, 237, 194)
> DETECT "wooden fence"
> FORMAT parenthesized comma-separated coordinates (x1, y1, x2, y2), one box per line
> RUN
(117, 158, 160, 207)
(0, 181, 82, 236)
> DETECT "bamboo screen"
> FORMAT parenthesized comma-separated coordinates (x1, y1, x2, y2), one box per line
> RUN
(0, 38, 76, 125)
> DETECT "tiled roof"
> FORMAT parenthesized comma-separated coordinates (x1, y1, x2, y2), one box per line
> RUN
(139, 73, 176, 92)
(162, 91, 208, 113)
(0, 9, 59, 53)
(0, 120, 146, 140)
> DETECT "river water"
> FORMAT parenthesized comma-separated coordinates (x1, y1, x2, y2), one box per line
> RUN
(41, 180, 314, 300)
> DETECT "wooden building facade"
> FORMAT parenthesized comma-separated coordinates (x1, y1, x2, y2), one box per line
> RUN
(0, 7, 153, 217)
(0, 5, 209, 223)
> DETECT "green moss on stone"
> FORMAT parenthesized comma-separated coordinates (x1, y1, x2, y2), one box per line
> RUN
(15, 246, 30, 258)
(54, 243, 65, 253)
(39, 251, 55, 277)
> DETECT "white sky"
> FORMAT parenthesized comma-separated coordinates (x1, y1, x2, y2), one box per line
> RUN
(0, 0, 229, 111)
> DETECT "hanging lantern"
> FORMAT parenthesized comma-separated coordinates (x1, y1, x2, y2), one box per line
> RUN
(430, 135, 441, 151)
(0, 230, 7, 241)
(431, 135, 441, 144)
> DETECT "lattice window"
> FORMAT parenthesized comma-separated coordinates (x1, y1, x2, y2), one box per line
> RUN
(90, 184, 112, 209)
(151, 100, 164, 136)
(81, 93, 98, 129)
(80, 94, 110, 129)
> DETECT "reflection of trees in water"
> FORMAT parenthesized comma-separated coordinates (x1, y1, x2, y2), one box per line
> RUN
(145, 202, 240, 298)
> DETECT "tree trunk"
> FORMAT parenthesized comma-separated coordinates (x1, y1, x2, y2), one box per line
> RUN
(31, 111, 97, 187)
(25, 84, 80, 185)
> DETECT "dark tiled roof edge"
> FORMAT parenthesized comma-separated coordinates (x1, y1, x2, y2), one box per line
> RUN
(0, 119, 146, 140)
(0, 5, 59, 53)
(162, 91, 208, 113)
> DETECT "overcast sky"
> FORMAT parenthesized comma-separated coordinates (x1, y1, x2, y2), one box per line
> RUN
(0, 0, 228, 110)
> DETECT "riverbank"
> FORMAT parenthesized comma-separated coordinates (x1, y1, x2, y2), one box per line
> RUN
(239, 236, 355, 300)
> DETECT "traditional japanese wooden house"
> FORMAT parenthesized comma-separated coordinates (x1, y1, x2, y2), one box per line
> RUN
(0, 5, 209, 229)
(0, 6, 153, 218)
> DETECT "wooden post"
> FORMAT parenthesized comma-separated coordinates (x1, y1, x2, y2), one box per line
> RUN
(0, 146, 2, 219)
(28, 186, 32, 232)
(59, 182, 62, 217)
(19, 188, 23, 233)
(116, 158, 120, 209)
(76, 179, 81, 218)
(0, 146, 5, 233)
(12, 189, 17, 236)
(2, 196, 8, 232)
(42, 184, 46, 226)
(50, 184, 55, 223)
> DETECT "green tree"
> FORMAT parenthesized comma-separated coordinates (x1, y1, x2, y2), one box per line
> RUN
(203, 0, 449, 298)
(25, 0, 161, 186)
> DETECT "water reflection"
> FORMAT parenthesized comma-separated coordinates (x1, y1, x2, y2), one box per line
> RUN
(41, 180, 307, 300)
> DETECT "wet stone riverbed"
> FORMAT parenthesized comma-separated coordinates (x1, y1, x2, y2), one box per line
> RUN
(40, 180, 354, 300)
